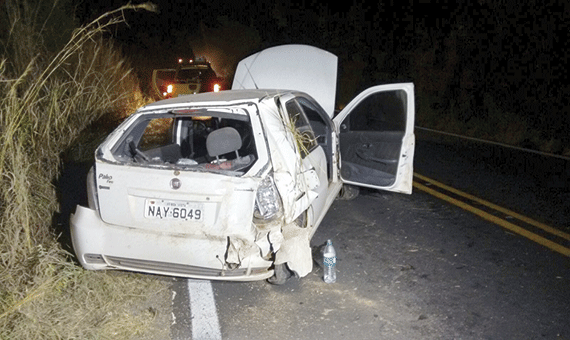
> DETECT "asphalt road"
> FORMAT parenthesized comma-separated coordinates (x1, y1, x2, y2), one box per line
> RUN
(205, 192, 568, 339)
(59, 128, 568, 339)
(414, 128, 569, 233)
(170, 131, 570, 339)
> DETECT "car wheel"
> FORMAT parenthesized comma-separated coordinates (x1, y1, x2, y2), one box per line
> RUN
(336, 184, 359, 200)
(267, 263, 293, 285)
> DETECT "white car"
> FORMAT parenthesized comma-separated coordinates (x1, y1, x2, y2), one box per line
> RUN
(70, 44, 415, 283)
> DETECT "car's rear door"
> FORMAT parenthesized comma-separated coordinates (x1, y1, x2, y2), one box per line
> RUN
(333, 83, 415, 194)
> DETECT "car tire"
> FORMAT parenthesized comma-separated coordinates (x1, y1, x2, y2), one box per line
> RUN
(267, 263, 293, 285)
(336, 184, 359, 200)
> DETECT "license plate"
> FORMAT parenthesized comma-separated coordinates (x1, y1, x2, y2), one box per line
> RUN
(144, 199, 203, 221)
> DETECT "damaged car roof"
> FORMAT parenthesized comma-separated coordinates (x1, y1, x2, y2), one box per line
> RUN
(137, 89, 289, 111)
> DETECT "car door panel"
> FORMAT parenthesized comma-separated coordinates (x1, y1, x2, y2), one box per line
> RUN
(339, 131, 403, 187)
(334, 83, 415, 194)
(303, 146, 328, 227)
(276, 96, 330, 225)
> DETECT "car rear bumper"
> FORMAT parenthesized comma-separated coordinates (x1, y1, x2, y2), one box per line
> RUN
(70, 205, 273, 281)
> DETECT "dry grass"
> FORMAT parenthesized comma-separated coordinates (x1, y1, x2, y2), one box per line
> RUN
(0, 2, 170, 339)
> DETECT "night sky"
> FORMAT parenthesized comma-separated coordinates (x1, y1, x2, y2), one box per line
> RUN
(77, 0, 569, 150)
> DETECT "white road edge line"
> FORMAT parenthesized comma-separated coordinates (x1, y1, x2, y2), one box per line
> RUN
(187, 279, 222, 340)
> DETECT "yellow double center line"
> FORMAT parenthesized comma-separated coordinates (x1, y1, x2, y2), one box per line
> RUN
(413, 173, 570, 257)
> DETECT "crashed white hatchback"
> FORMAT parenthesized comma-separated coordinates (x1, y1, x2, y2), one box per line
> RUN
(70, 45, 415, 283)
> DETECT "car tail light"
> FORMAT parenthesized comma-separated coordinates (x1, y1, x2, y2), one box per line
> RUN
(254, 174, 283, 222)
(86, 167, 100, 213)
(163, 84, 174, 98)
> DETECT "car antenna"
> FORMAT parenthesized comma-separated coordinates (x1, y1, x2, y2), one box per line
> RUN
(242, 49, 265, 89)
(244, 63, 259, 89)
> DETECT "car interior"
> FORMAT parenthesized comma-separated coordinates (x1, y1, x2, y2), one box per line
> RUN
(110, 113, 257, 174)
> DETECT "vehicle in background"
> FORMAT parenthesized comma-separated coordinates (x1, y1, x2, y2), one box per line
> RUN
(151, 58, 223, 99)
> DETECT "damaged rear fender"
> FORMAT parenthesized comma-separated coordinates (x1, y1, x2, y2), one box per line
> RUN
(273, 214, 313, 278)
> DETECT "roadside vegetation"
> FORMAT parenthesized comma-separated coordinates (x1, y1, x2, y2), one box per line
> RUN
(0, 1, 170, 339)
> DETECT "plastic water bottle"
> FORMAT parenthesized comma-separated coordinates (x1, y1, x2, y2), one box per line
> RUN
(323, 239, 336, 283)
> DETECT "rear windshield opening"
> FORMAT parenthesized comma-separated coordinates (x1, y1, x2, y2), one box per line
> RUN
(111, 113, 257, 174)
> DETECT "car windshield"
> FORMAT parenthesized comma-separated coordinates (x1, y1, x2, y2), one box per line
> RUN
(176, 69, 201, 82)
(175, 66, 212, 83)
(108, 109, 257, 175)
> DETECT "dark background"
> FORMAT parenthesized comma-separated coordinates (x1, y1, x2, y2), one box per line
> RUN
(75, 0, 569, 153)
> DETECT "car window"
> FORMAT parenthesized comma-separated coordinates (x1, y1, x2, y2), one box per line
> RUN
(154, 69, 175, 83)
(285, 100, 317, 158)
(138, 117, 175, 151)
(110, 112, 257, 174)
(176, 68, 202, 82)
(347, 90, 407, 132)
(296, 97, 328, 139)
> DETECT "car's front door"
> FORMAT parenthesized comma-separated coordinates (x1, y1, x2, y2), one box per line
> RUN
(333, 83, 415, 194)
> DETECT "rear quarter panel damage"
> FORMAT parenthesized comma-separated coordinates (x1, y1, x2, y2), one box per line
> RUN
(252, 100, 316, 276)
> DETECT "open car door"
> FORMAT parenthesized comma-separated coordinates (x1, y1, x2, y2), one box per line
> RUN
(333, 83, 415, 194)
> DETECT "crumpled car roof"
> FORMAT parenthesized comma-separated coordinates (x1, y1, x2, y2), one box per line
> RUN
(138, 89, 285, 112)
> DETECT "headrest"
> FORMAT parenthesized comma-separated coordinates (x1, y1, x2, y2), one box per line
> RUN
(206, 127, 242, 157)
